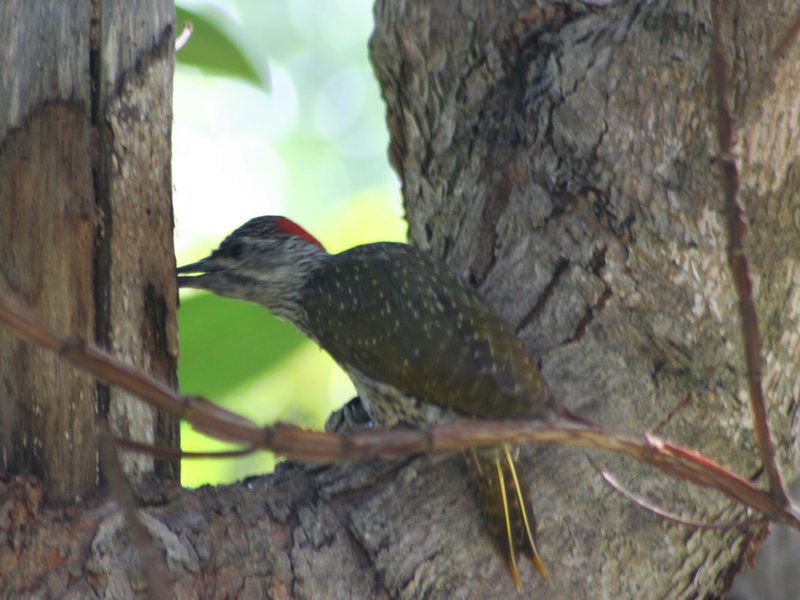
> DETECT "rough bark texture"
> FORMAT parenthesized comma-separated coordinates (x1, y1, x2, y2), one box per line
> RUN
(2, 1, 800, 598)
(368, 1, 800, 596)
(0, 0, 179, 501)
(93, 0, 180, 483)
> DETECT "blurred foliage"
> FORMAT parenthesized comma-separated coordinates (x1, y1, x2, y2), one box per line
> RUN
(173, 0, 402, 487)
(176, 6, 264, 87)
(178, 294, 303, 401)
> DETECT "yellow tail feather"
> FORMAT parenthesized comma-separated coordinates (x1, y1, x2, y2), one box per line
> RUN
(468, 445, 548, 588)
(502, 445, 549, 580)
(495, 458, 523, 590)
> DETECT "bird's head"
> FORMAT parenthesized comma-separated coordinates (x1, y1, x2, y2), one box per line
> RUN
(177, 216, 328, 320)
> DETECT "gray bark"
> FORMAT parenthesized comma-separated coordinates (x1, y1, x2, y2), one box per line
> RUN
(94, 0, 180, 483)
(367, 0, 800, 597)
(2, 1, 800, 598)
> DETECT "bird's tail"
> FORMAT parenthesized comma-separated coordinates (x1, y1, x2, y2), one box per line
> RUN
(466, 444, 548, 589)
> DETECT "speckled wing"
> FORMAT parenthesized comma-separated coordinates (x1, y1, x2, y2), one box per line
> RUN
(301, 243, 547, 418)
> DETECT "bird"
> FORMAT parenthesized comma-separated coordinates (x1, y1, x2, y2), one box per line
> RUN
(177, 215, 549, 588)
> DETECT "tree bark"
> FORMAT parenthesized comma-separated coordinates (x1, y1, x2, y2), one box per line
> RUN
(2, 1, 800, 598)
(0, 0, 178, 501)
(93, 0, 180, 483)
(369, 1, 800, 596)
(0, 0, 98, 504)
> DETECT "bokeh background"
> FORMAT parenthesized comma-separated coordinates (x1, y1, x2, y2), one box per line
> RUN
(173, 0, 403, 486)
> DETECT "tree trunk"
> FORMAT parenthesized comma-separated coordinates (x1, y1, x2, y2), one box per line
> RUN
(368, 1, 800, 596)
(0, 0, 179, 502)
(2, 1, 800, 598)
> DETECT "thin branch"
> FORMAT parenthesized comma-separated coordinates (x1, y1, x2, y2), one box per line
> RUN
(735, 6, 800, 132)
(0, 292, 264, 445)
(710, 1, 789, 505)
(1, 289, 798, 527)
(547, 399, 596, 426)
(100, 427, 170, 600)
(769, 6, 800, 64)
(175, 20, 193, 52)
(649, 393, 693, 435)
(113, 436, 257, 460)
(268, 422, 799, 526)
(585, 454, 764, 530)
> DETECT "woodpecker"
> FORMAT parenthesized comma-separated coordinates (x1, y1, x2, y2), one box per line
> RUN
(177, 216, 549, 587)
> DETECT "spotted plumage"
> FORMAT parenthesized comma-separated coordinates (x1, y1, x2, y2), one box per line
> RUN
(177, 216, 549, 587)
(302, 243, 546, 423)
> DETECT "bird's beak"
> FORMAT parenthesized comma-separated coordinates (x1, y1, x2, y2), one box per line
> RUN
(176, 257, 221, 289)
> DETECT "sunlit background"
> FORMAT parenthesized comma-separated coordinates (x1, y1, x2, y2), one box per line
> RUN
(173, 0, 404, 486)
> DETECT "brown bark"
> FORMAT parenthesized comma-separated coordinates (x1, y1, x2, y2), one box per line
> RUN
(2, 1, 800, 599)
(0, 0, 178, 501)
(0, 1, 97, 504)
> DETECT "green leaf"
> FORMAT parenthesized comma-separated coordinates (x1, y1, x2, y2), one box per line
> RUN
(175, 6, 266, 88)
(178, 292, 303, 399)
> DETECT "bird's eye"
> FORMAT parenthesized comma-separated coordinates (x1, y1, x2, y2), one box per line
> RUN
(227, 241, 245, 259)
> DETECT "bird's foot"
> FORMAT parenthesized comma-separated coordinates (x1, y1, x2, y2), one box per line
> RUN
(324, 396, 374, 432)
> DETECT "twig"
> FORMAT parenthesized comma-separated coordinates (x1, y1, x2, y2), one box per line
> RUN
(99, 426, 171, 600)
(585, 454, 764, 530)
(1, 289, 799, 527)
(175, 20, 193, 52)
(0, 292, 264, 445)
(281, 422, 800, 525)
(710, 1, 789, 506)
(734, 6, 800, 133)
(113, 435, 257, 460)
(769, 6, 800, 64)
(547, 399, 596, 426)
(649, 393, 693, 435)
